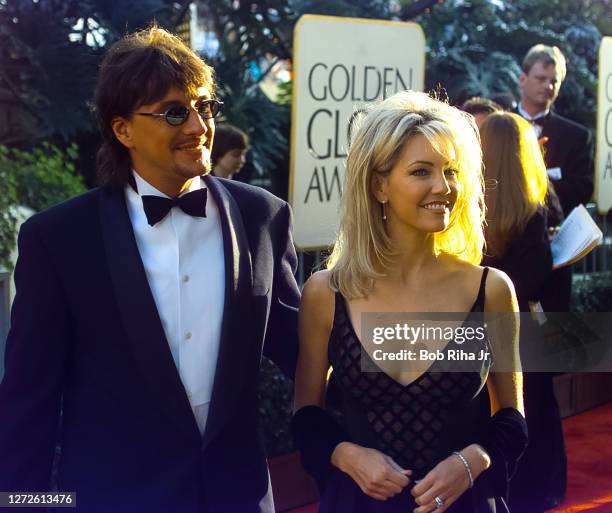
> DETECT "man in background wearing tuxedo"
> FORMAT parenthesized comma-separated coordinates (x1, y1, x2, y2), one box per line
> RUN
(0, 27, 299, 513)
(517, 44, 595, 225)
(512, 44, 594, 513)
(517, 43, 595, 314)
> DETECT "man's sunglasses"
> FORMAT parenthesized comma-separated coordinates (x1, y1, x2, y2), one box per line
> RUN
(136, 99, 223, 126)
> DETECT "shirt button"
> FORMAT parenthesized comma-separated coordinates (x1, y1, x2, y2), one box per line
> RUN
(185, 332, 192, 340)
(182, 275, 190, 283)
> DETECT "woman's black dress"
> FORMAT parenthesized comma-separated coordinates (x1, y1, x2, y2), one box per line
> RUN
(482, 208, 565, 513)
(320, 268, 512, 513)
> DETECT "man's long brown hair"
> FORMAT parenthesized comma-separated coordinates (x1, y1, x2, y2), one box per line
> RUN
(481, 112, 548, 258)
(94, 26, 215, 188)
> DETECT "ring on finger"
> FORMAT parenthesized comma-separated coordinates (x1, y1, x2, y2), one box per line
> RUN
(434, 496, 445, 509)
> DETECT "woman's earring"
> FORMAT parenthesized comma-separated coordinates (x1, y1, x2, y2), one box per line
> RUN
(381, 200, 387, 221)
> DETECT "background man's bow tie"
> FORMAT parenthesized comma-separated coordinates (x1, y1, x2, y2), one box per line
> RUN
(531, 115, 548, 128)
(141, 188, 207, 226)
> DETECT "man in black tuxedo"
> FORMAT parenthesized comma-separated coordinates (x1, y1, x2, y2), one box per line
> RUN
(516, 44, 594, 314)
(0, 27, 299, 513)
(511, 44, 594, 513)
(517, 44, 594, 221)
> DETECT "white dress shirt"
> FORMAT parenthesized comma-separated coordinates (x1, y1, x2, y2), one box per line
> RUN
(125, 171, 225, 435)
(518, 102, 550, 138)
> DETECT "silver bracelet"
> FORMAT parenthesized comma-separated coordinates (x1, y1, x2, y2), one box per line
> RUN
(453, 451, 474, 488)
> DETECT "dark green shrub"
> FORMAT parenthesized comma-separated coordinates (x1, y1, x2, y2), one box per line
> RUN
(0, 149, 19, 269)
(0, 143, 86, 268)
(572, 273, 612, 312)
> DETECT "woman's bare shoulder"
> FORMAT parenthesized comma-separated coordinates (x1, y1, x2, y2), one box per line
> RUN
(303, 269, 334, 298)
(483, 267, 518, 312)
(438, 256, 515, 307)
(439, 254, 485, 280)
(301, 270, 336, 328)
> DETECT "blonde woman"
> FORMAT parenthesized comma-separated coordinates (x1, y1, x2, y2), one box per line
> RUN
(480, 112, 561, 513)
(292, 91, 527, 513)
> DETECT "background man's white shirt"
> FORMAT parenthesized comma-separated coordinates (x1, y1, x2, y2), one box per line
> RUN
(518, 102, 549, 137)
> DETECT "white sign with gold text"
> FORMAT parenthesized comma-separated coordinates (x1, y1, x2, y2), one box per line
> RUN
(289, 15, 425, 249)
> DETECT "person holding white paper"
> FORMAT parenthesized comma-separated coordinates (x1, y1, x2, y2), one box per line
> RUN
(516, 44, 595, 315)
(480, 111, 566, 513)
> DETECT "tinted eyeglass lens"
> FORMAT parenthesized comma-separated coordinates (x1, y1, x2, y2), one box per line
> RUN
(197, 100, 219, 119)
(165, 106, 189, 126)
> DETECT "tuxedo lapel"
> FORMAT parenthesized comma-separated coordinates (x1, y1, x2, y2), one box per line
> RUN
(201, 176, 254, 449)
(539, 112, 565, 168)
(99, 187, 201, 443)
(540, 111, 554, 136)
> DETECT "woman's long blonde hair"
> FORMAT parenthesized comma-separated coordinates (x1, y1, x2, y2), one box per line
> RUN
(480, 112, 548, 258)
(328, 91, 485, 299)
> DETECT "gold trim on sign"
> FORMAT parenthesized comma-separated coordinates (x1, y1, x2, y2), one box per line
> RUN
(596, 37, 612, 215)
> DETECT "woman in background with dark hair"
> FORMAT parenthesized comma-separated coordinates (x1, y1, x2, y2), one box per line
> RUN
(460, 97, 502, 130)
(211, 123, 249, 179)
(480, 112, 563, 513)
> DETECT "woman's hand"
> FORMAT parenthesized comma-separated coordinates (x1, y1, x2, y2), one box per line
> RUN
(411, 445, 490, 512)
(331, 442, 412, 501)
(548, 226, 560, 241)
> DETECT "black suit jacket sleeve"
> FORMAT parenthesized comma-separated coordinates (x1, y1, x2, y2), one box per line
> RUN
(262, 202, 300, 379)
(546, 119, 594, 214)
(0, 219, 69, 491)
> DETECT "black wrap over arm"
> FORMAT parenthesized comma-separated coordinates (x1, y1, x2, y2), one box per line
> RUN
(476, 407, 529, 500)
(291, 405, 349, 490)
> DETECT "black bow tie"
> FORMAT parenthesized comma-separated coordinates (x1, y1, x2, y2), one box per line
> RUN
(141, 188, 207, 226)
(530, 115, 548, 128)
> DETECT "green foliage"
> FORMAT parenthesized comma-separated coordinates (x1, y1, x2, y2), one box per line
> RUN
(0, 143, 86, 268)
(0, 0, 190, 147)
(3, 142, 86, 212)
(4, 0, 603, 192)
(572, 273, 612, 313)
(292, 0, 390, 19)
(198, 0, 395, 196)
(0, 147, 19, 269)
(1, 1, 100, 145)
(198, 2, 295, 195)
(275, 80, 293, 107)
(589, 0, 612, 36)
(208, 47, 291, 189)
(415, 0, 603, 129)
(556, 273, 612, 372)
